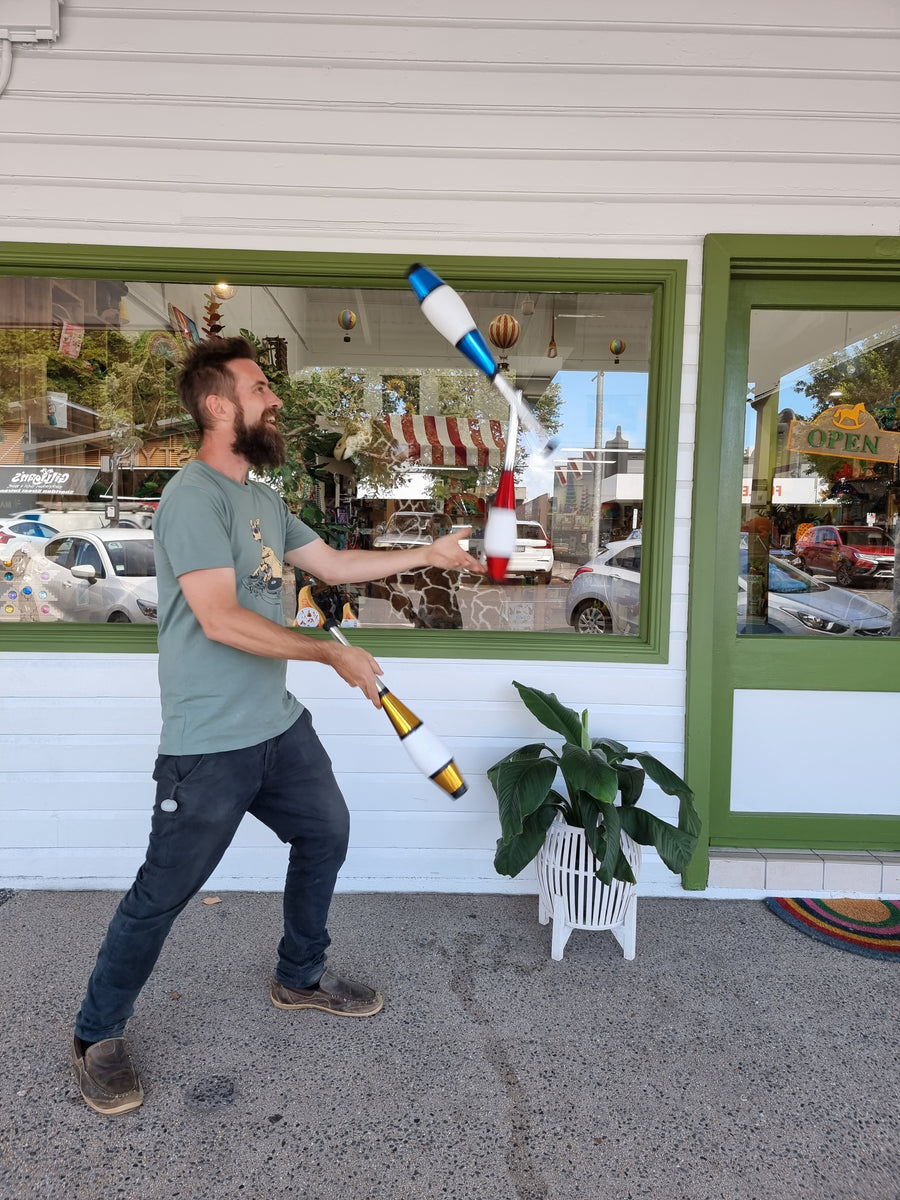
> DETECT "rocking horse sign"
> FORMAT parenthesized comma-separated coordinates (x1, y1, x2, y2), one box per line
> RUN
(787, 403, 900, 464)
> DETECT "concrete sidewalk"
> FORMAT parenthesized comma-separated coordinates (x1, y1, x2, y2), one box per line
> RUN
(0, 890, 896, 1200)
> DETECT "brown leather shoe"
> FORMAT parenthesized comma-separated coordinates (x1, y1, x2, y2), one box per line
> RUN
(270, 970, 383, 1017)
(72, 1036, 144, 1115)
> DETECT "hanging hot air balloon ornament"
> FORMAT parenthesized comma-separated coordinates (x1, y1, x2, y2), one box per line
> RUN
(488, 313, 521, 370)
(610, 338, 626, 364)
(338, 309, 357, 343)
(323, 620, 467, 799)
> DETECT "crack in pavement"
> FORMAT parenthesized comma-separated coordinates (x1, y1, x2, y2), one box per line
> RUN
(447, 932, 550, 1200)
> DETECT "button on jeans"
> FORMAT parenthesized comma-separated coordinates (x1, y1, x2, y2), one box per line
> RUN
(75, 710, 350, 1042)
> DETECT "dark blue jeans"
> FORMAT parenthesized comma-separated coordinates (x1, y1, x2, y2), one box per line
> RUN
(75, 709, 350, 1042)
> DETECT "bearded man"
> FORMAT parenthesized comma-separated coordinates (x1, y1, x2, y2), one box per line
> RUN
(71, 336, 483, 1114)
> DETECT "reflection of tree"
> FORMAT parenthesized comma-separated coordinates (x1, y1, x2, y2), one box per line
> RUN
(793, 330, 900, 484)
(0, 326, 182, 440)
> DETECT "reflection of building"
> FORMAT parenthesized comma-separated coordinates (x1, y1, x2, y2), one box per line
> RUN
(551, 427, 645, 561)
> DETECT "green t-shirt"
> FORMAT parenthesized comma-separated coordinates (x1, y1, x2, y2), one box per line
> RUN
(154, 459, 318, 755)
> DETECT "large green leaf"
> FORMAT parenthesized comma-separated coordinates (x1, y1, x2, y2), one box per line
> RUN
(615, 763, 645, 807)
(612, 842, 637, 885)
(512, 682, 582, 745)
(591, 736, 628, 763)
(493, 803, 558, 878)
(488, 753, 558, 842)
(631, 752, 693, 805)
(592, 800, 621, 884)
(558, 744, 619, 806)
(619, 806, 699, 873)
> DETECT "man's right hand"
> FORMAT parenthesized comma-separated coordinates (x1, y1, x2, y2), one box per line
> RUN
(327, 641, 384, 707)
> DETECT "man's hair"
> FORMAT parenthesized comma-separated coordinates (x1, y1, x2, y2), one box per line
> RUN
(176, 336, 257, 432)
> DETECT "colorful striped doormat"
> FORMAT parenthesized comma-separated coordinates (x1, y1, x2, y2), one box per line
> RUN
(765, 897, 900, 961)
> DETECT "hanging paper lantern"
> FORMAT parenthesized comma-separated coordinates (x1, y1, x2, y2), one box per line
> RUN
(610, 338, 626, 364)
(338, 309, 357, 342)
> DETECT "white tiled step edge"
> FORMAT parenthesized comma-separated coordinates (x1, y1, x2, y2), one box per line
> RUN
(707, 849, 900, 899)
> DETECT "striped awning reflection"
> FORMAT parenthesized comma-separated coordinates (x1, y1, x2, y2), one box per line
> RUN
(381, 414, 506, 468)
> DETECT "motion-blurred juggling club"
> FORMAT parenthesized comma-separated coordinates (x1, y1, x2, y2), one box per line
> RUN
(406, 263, 557, 580)
(405, 263, 556, 458)
(323, 619, 468, 799)
(482, 397, 519, 582)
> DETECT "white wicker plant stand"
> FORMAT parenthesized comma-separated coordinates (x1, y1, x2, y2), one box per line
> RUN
(536, 819, 642, 961)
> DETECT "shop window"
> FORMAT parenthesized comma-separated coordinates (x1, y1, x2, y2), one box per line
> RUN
(739, 309, 899, 638)
(0, 269, 670, 641)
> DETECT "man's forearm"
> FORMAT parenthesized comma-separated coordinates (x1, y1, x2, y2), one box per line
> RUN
(200, 601, 337, 664)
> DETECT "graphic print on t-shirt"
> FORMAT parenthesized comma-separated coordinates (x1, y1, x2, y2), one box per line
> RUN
(242, 517, 283, 602)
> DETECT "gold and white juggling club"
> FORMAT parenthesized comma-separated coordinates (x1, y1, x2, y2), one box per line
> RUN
(324, 619, 468, 799)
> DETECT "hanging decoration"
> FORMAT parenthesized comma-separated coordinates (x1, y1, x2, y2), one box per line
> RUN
(488, 313, 521, 369)
(203, 291, 225, 338)
(548, 304, 558, 359)
(338, 309, 357, 342)
(610, 338, 626, 364)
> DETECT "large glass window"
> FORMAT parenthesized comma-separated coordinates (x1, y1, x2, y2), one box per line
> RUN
(0, 274, 655, 634)
(739, 309, 899, 638)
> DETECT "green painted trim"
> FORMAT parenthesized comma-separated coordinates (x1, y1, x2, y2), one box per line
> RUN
(686, 234, 900, 880)
(710, 813, 900, 851)
(0, 243, 687, 663)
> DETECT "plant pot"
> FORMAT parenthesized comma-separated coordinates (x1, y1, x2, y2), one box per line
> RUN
(536, 818, 642, 961)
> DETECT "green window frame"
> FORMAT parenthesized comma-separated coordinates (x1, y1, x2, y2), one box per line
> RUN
(685, 234, 900, 887)
(0, 242, 686, 662)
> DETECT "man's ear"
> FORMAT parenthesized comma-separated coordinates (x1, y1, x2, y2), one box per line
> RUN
(204, 392, 234, 425)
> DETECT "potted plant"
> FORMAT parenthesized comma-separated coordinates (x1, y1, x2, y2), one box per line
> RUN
(488, 682, 700, 960)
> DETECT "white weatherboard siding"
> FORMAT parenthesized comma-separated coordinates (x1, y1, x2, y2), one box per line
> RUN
(0, 653, 687, 893)
(0, 2, 898, 890)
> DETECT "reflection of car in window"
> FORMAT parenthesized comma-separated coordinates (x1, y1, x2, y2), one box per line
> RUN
(737, 549, 890, 636)
(23, 529, 158, 624)
(565, 539, 640, 635)
(794, 524, 894, 587)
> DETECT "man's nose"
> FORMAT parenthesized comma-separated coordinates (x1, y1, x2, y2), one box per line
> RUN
(268, 389, 283, 409)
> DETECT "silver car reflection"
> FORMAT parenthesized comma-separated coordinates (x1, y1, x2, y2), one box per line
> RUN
(23, 529, 157, 623)
(565, 540, 641, 634)
(737, 549, 890, 636)
(566, 541, 892, 636)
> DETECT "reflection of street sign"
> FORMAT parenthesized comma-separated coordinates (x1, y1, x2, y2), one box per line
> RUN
(0, 465, 99, 496)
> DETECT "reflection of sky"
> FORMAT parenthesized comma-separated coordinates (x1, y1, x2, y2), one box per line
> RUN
(745, 365, 812, 447)
(523, 369, 648, 500)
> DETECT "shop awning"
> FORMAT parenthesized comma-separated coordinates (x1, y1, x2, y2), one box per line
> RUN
(381, 414, 507, 469)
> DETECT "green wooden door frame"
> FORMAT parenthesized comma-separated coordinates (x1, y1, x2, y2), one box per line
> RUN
(0, 242, 686, 663)
(684, 235, 900, 889)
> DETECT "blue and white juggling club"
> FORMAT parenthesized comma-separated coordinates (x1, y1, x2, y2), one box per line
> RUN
(407, 263, 557, 580)
(324, 620, 467, 799)
(406, 263, 557, 457)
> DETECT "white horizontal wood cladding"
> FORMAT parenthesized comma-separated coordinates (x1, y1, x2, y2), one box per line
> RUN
(0, 1, 896, 242)
(0, 651, 686, 890)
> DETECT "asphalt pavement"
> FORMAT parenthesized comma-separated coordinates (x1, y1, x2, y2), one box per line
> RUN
(0, 889, 897, 1200)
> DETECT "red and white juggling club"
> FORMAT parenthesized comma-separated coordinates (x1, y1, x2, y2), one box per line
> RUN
(482, 398, 519, 582)
(324, 619, 468, 800)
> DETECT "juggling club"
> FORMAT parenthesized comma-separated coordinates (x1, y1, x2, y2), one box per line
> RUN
(323, 619, 468, 799)
(406, 263, 557, 459)
(482, 399, 519, 582)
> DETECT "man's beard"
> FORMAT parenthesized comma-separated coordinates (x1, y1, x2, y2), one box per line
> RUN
(231, 404, 287, 469)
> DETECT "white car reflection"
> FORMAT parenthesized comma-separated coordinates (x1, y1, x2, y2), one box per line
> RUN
(24, 529, 158, 623)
